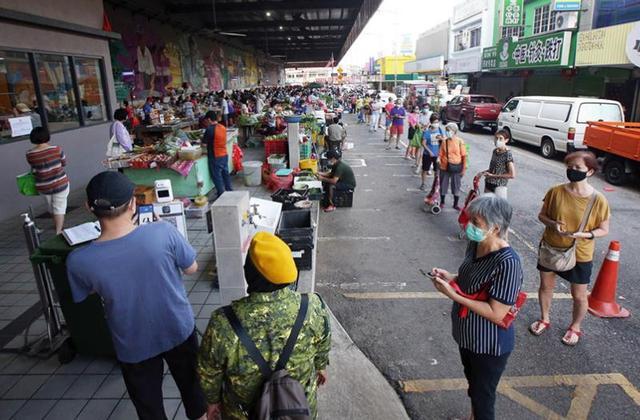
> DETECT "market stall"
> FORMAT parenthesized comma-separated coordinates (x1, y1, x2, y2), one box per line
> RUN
(105, 125, 238, 198)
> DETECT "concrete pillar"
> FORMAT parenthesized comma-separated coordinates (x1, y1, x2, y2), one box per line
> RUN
(287, 121, 300, 169)
(211, 191, 251, 306)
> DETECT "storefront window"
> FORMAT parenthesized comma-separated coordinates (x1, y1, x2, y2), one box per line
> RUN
(502, 12, 525, 39)
(470, 28, 482, 48)
(533, 5, 557, 35)
(594, 0, 640, 29)
(75, 58, 107, 125)
(35, 54, 79, 132)
(0, 51, 42, 143)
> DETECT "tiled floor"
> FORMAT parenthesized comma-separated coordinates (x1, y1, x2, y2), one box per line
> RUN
(0, 147, 273, 418)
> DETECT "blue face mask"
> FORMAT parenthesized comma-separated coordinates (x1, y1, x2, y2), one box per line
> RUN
(465, 223, 488, 242)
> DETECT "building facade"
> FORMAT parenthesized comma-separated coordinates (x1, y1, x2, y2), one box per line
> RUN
(0, 0, 285, 221)
(477, 0, 640, 118)
(0, 0, 118, 220)
(405, 21, 450, 77)
(448, 0, 497, 88)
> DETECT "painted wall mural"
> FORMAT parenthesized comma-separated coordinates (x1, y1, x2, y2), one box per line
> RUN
(107, 8, 280, 100)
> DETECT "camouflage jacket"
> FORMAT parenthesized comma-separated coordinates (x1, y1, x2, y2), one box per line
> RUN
(198, 289, 331, 419)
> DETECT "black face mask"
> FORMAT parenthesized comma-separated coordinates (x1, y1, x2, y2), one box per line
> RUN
(566, 168, 588, 183)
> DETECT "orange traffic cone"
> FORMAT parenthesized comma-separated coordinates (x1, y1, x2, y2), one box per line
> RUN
(588, 241, 630, 318)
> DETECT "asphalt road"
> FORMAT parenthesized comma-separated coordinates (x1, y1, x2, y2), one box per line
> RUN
(316, 114, 640, 420)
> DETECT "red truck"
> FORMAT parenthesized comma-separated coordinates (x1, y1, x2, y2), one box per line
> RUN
(584, 121, 640, 185)
(441, 95, 503, 132)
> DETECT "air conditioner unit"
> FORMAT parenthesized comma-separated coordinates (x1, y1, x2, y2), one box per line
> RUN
(555, 11, 578, 30)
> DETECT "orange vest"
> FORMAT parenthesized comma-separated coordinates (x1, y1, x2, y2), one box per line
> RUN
(213, 124, 227, 158)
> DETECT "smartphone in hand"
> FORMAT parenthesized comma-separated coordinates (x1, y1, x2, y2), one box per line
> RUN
(419, 268, 436, 280)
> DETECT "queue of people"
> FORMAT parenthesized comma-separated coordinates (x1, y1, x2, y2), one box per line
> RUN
(21, 83, 615, 420)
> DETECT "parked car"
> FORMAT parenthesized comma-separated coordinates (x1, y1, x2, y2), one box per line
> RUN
(497, 96, 625, 159)
(584, 121, 640, 185)
(440, 94, 502, 132)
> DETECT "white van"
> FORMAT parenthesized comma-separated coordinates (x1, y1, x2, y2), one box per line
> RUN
(497, 96, 625, 158)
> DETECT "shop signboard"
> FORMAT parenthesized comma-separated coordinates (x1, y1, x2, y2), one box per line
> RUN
(114, 81, 129, 102)
(552, 0, 581, 12)
(502, 0, 524, 27)
(482, 31, 573, 71)
(625, 22, 640, 68)
(8, 116, 32, 138)
(576, 22, 633, 67)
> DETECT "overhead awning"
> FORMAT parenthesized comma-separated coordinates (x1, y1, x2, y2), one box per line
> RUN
(106, 0, 383, 67)
(404, 56, 445, 74)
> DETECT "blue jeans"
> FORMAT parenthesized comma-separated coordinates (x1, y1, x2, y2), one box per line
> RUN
(209, 156, 233, 197)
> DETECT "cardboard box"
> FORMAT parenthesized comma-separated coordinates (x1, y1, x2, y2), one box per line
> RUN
(134, 186, 155, 205)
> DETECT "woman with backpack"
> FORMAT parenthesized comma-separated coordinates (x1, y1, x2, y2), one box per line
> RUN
(439, 122, 467, 210)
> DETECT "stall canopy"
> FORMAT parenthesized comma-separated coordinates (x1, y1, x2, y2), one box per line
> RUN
(108, 0, 382, 67)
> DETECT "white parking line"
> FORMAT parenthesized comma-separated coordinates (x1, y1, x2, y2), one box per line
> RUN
(318, 236, 391, 241)
(508, 227, 537, 252)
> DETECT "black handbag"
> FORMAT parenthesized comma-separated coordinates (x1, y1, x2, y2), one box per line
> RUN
(445, 138, 463, 173)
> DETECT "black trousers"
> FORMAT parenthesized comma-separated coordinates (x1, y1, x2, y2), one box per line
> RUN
(459, 348, 511, 420)
(119, 330, 207, 420)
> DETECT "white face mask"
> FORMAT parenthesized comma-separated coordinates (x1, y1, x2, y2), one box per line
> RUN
(495, 138, 506, 148)
(431, 123, 440, 130)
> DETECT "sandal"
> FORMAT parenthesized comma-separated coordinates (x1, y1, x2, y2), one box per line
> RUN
(529, 320, 551, 336)
(561, 328, 583, 346)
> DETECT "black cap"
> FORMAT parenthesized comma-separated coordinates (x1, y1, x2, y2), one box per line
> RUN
(326, 149, 341, 160)
(86, 171, 135, 211)
(205, 111, 217, 121)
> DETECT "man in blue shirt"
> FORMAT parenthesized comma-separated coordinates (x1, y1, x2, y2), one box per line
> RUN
(420, 114, 444, 190)
(67, 171, 206, 420)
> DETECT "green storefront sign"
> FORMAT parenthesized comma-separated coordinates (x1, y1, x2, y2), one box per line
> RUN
(114, 81, 130, 102)
(482, 31, 574, 71)
(502, 0, 524, 27)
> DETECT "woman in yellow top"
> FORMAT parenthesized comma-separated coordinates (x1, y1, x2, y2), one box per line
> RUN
(531, 151, 610, 346)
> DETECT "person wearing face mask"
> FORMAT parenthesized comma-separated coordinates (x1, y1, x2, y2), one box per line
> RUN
(439, 122, 467, 209)
(531, 151, 610, 346)
(430, 194, 523, 420)
(419, 115, 444, 190)
(477, 130, 516, 199)
(405, 107, 421, 160)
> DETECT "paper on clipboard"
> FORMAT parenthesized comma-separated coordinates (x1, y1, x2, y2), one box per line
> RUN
(9, 116, 33, 137)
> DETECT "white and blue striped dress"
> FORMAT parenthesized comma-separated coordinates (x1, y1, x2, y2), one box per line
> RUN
(451, 243, 523, 356)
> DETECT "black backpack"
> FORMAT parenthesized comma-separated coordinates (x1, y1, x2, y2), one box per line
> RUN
(223, 294, 311, 420)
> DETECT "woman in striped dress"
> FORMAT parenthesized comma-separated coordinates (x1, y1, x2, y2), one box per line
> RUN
(430, 194, 523, 420)
(26, 127, 69, 234)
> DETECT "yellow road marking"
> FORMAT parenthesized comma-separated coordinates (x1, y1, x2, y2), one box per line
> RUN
(342, 291, 572, 300)
(499, 386, 563, 420)
(401, 373, 640, 420)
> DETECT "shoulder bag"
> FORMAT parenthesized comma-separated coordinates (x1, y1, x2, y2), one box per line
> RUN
(445, 138, 463, 173)
(538, 193, 597, 272)
(106, 123, 125, 158)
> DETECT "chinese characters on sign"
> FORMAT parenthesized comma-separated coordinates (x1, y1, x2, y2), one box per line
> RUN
(502, 0, 524, 27)
(512, 37, 564, 65)
(482, 31, 573, 71)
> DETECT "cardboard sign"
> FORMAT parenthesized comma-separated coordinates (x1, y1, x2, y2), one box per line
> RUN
(9, 116, 33, 137)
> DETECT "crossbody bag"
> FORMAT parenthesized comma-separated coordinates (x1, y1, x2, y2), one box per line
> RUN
(538, 192, 597, 272)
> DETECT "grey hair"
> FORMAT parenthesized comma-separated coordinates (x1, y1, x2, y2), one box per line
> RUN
(445, 122, 459, 134)
(466, 193, 512, 238)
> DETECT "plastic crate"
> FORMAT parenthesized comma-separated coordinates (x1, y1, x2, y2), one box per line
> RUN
(300, 142, 312, 160)
(324, 189, 354, 208)
(286, 242, 313, 271)
(271, 188, 308, 211)
(265, 140, 288, 159)
(277, 209, 313, 240)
